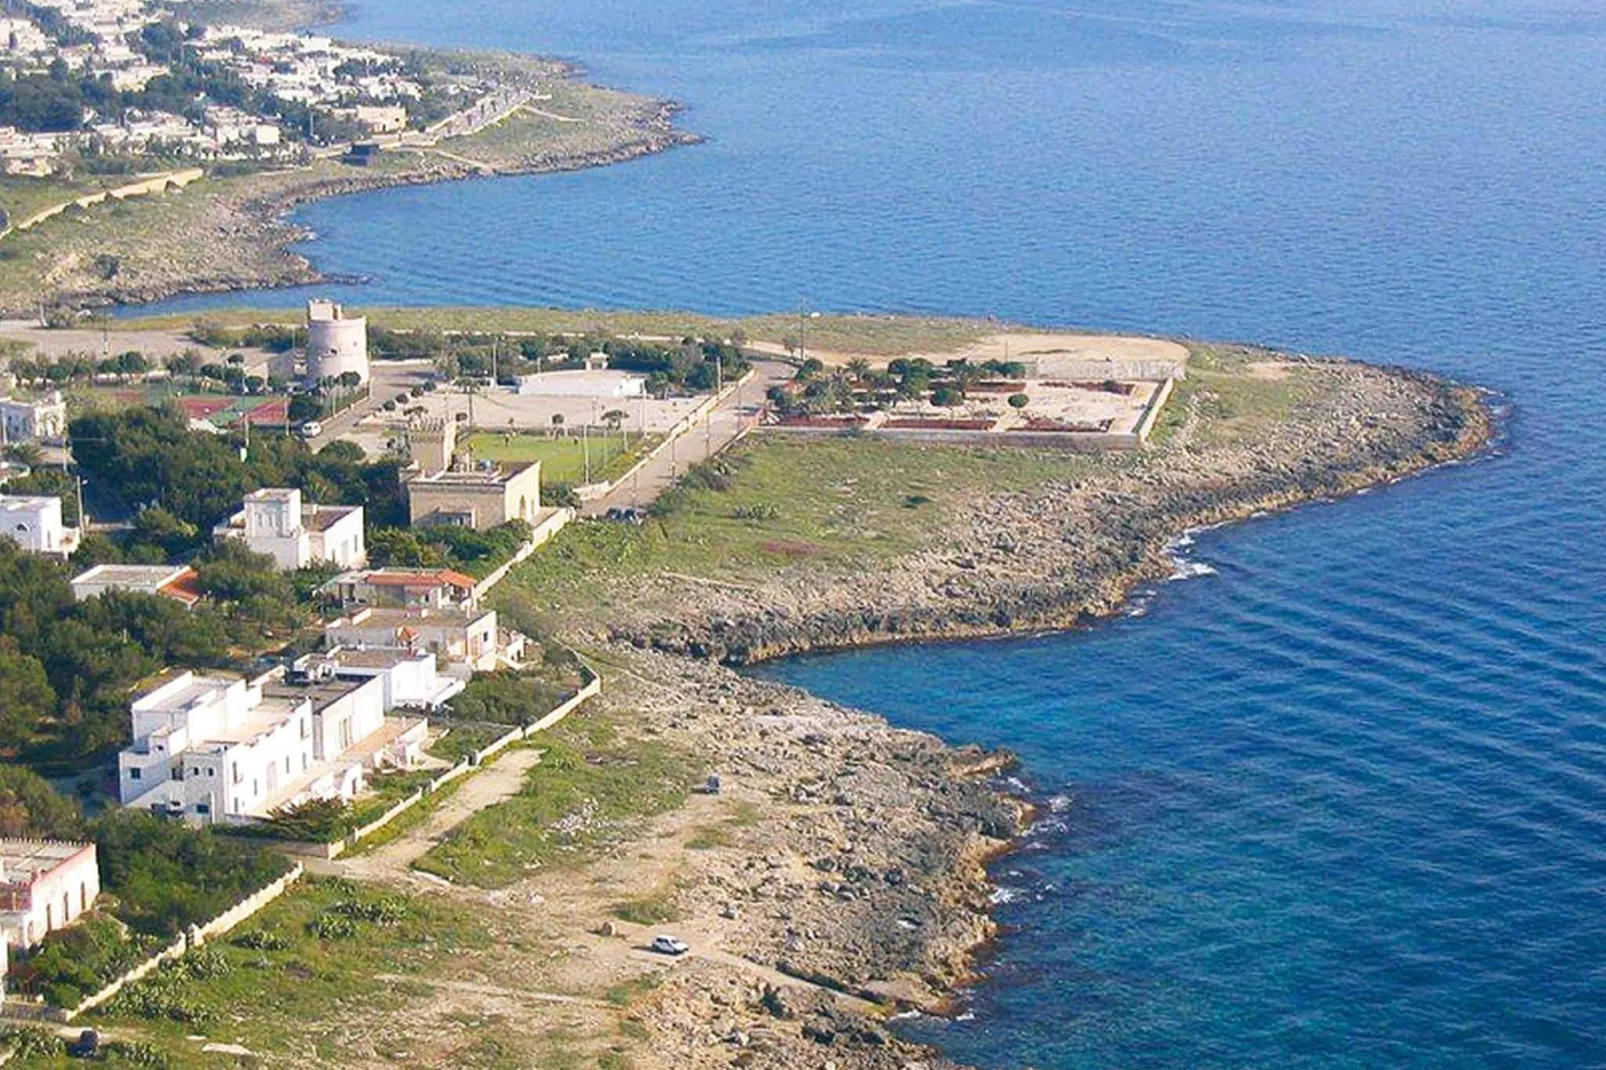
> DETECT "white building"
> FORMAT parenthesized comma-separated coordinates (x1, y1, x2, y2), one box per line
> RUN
(213, 488, 366, 571)
(0, 840, 99, 950)
(0, 495, 79, 556)
(515, 369, 647, 398)
(70, 563, 204, 608)
(352, 104, 408, 133)
(325, 645, 465, 710)
(0, 391, 66, 443)
(324, 605, 511, 673)
(306, 299, 369, 385)
(320, 567, 479, 612)
(117, 670, 378, 825)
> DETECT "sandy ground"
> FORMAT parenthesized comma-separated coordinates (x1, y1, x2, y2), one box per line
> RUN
(0, 320, 207, 360)
(747, 330, 1190, 371)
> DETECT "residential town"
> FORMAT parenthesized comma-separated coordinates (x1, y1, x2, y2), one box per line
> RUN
(0, 0, 498, 177)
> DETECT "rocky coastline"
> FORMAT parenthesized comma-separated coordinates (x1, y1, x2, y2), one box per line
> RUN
(555, 350, 1495, 1069)
(609, 359, 1493, 665)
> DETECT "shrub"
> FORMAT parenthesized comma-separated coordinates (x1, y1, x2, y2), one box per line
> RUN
(1007, 393, 1030, 409)
(232, 928, 290, 951)
(103, 1040, 173, 1068)
(1, 1025, 65, 1058)
(308, 910, 358, 940)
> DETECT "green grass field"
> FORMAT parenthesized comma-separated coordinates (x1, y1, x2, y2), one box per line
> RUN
(463, 431, 654, 486)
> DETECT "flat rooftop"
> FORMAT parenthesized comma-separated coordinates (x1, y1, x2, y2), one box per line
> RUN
(409, 460, 535, 487)
(327, 646, 427, 669)
(0, 494, 56, 511)
(192, 696, 305, 748)
(303, 503, 361, 532)
(332, 606, 492, 629)
(0, 840, 92, 875)
(136, 671, 242, 713)
(262, 672, 372, 712)
(72, 563, 191, 587)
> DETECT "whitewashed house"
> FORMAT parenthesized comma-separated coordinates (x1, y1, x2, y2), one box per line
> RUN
(0, 494, 79, 556)
(0, 390, 66, 442)
(213, 488, 366, 571)
(0, 840, 100, 949)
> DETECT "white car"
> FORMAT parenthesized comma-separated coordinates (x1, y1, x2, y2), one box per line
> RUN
(297, 420, 323, 439)
(649, 935, 689, 956)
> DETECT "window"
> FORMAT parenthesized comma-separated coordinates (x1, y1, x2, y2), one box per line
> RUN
(129, 767, 142, 780)
(80, 883, 87, 912)
(232, 761, 241, 784)
(196, 803, 210, 815)
(300, 717, 308, 739)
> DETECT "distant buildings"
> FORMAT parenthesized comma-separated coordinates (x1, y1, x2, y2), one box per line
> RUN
(0, 494, 79, 556)
(350, 104, 408, 133)
(306, 299, 369, 385)
(70, 563, 204, 609)
(0, 390, 67, 443)
(0, 840, 99, 949)
(213, 488, 366, 571)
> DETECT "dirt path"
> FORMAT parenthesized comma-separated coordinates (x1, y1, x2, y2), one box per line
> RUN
(323, 746, 543, 882)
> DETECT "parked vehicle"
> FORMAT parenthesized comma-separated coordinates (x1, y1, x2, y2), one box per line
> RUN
(297, 420, 323, 438)
(67, 1029, 99, 1057)
(649, 935, 689, 956)
(604, 506, 647, 525)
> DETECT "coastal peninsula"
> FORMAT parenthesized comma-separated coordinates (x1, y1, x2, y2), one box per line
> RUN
(0, 312, 1489, 1068)
(0, 4, 693, 315)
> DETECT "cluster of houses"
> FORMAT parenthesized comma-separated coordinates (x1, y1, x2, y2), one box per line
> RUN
(0, 0, 471, 174)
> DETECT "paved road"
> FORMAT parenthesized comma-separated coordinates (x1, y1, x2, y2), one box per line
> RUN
(307, 360, 433, 451)
(581, 359, 791, 517)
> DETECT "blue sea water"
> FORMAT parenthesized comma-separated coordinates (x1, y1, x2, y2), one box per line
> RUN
(150, 1, 1606, 1066)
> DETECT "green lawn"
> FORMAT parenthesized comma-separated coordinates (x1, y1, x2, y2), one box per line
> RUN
(463, 431, 653, 486)
(494, 436, 1102, 626)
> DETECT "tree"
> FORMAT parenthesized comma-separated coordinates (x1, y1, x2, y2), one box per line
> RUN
(601, 409, 627, 434)
(550, 412, 565, 437)
(1008, 393, 1030, 409)
(0, 764, 81, 839)
(846, 358, 871, 381)
(0, 637, 57, 757)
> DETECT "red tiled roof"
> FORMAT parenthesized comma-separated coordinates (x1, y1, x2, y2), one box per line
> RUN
(363, 569, 477, 590)
(158, 568, 205, 608)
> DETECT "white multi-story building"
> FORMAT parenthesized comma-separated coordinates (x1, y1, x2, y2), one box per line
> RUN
(119, 671, 328, 824)
(0, 840, 99, 951)
(118, 661, 430, 826)
(0, 494, 79, 556)
(213, 488, 365, 571)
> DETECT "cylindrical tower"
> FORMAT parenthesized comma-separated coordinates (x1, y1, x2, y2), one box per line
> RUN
(306, 299, 370, 384)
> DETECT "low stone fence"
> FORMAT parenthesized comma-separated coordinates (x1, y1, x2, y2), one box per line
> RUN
(2, 168, 205, 239)
(0, 864, 306, 1025)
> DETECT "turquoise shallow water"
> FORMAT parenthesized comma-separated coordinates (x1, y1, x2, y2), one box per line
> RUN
(147, 1, 1606, 1065)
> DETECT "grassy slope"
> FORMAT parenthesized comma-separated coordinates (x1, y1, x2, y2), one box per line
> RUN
(462, 431, 652, 485)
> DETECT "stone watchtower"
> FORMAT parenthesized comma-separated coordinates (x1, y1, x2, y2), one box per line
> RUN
(306, 299, 369, 385)
(409, 417, 456, 477)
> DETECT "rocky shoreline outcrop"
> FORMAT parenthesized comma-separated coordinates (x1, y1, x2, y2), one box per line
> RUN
(609, 359, 1492, 665)
(561, 351, 1493, 1068)
(596, 650, 1029, 1069)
